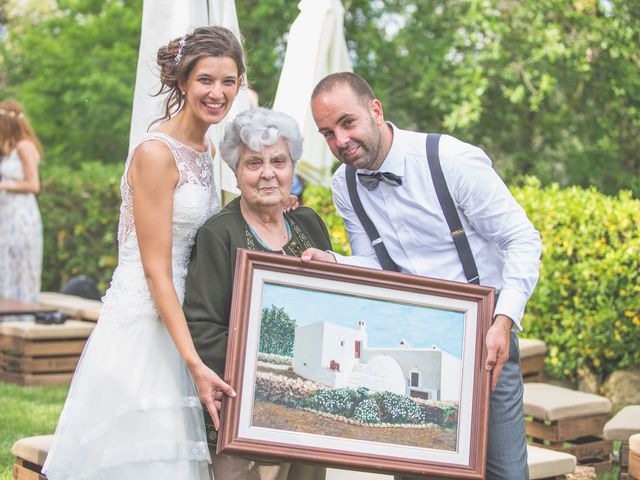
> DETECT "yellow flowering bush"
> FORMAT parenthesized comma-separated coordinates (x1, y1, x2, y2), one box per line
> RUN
(515, 178, 640, 382)
(303, 184, 350, 255)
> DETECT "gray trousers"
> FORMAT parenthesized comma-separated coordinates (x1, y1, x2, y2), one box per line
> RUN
(395, 331, 529, 480)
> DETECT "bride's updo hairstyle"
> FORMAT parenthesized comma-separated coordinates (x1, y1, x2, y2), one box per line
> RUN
(154, 25, 246, 124)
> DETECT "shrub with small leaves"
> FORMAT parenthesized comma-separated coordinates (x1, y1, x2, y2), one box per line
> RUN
(302, 388, 359, 417)
(353, 397, 381, 423)
(379, 391, 427, 424)
(41, 168, 638, 384)
(303, 184, 350, 255)
(515, 178, 640, 382)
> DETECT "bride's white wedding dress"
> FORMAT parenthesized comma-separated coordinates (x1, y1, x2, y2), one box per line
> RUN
(43, 133, 218, 480)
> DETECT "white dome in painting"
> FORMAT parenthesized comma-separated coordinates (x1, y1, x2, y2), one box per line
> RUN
(361, 355, 405, 394)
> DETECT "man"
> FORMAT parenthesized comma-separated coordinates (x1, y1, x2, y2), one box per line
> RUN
(302, 72, 541, 480)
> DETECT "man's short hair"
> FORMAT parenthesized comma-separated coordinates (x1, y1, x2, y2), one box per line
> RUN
(311, 72, 376, 108)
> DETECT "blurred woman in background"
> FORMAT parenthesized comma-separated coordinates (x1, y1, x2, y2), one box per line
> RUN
(0, 99, 43, 316)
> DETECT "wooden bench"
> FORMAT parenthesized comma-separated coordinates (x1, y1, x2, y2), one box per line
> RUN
(11, 434, 580, 480)
(629, 433, 640, 480)
(0, 320, 94, 386)
(524, 382, 613, 475)
(520, 338, 547, 382)
(11, 435, 51, 479)
(603, 405, 640, 480)
(37, 292, 102, 323)
(528, 444, 577, 479)
(0, 297, 58, 321)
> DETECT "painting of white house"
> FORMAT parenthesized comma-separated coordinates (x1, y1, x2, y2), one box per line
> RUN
(250, 282, 466, 451)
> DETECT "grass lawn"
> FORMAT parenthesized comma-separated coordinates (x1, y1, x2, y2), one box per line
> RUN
(0, 382, 68, 480)
(0, 381, 622, 479)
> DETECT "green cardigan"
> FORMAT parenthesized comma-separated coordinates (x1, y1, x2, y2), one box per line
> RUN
(183, 197, 332, 438)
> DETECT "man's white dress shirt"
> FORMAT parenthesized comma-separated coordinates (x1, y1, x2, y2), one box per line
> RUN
(331, 125, 542, 330)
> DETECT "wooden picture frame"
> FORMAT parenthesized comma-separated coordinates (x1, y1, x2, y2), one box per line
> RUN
(218, 249, 494, 479)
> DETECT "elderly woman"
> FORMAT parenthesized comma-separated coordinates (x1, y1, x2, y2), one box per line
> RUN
(183, 107, 329, 480)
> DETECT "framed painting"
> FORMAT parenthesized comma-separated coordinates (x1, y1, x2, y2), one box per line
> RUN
(218, 249, 494, 479)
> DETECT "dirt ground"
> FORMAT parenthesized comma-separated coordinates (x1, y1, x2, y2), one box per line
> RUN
(252, 400, 457, 451)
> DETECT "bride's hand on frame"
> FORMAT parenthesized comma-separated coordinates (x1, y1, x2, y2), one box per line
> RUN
(191, 362, 235, 431)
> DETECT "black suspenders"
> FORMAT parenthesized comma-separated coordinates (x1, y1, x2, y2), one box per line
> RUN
(346, 164, 400, 272)
(345, 133, 481, 284)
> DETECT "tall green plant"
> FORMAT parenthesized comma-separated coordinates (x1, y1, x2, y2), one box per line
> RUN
(39, 161, 122, 293)
(259, 305, 296, 356)
(516, 178, 640, 383)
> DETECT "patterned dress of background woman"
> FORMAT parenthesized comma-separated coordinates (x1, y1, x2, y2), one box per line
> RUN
(0, 137, 43, 319)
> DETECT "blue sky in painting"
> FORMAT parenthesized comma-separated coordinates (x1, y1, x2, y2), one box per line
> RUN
(261, 283, 464, 358)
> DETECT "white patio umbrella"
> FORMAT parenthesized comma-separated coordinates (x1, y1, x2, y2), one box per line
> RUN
(129, 0, 248, 199)
(273, 0, 352, 187)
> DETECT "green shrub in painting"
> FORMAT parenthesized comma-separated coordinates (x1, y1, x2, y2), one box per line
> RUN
(440, 404, 459, 429)
(353, 397, 381, 424)
(303, 388, 358, 417)
(378, 391, 426, 424)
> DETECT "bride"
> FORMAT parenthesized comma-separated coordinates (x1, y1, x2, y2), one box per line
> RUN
(43, 26, 244, 479)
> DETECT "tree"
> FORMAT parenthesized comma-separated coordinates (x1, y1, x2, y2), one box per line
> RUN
(2, 0, 637, 194)
(259, 305, 296, 356)
(1, 0, 142, 166)
(471, 0, 640, 195)
(342, 0, 639, 195)
(0, 0, 57, 92)
(236, 0, 299, 105)
(239, 0, 639, 195)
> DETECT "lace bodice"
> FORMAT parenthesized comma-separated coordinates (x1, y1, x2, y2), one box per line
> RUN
(118, 132, 217, 246)
(103, 133, 219, 323)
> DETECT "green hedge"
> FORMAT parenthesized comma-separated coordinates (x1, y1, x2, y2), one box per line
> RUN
(37, 173, 639, 383)
(303, 185, 351, 256)
(305, 180, 640, 383)
(514, 178, 640, 382)
(39, 162, 122, 293)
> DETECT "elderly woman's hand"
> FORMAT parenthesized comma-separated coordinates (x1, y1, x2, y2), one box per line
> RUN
(301, 248, 337, 263)
(190, 361, 236, 431)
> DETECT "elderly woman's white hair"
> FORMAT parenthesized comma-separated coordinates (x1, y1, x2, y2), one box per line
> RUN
(220, 107, 303, 171)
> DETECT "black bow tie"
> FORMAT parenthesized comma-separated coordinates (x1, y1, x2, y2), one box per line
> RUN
(357, 171, 403, 190)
